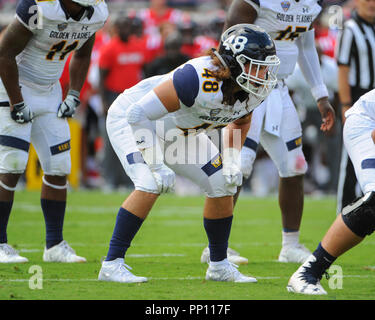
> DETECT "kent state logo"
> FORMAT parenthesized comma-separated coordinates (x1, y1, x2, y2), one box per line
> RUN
(57, 23, 68, 31)
(211, 155, 222, 168)
(210, 108, 221, 117)
(281, 1, 291, 12)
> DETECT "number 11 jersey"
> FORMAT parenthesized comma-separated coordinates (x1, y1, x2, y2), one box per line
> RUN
(244, 0, 322, 80)
(0, 0, 108, 95)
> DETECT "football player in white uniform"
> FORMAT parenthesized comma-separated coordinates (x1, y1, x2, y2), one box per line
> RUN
(0, 0, 108, 263)
(288, 89, 375, 295)
(98, 24, 280, 283)
(201, 0, 336, 265)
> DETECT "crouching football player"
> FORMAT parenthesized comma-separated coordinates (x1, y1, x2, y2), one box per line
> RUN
(98, 24, 280, 283)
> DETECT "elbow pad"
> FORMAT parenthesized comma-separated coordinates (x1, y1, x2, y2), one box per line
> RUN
(125, 89, 168, 124)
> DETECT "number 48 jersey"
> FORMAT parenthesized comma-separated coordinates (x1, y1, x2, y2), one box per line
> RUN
(0, 0, 108, 94)
(244, 0, 322, 79)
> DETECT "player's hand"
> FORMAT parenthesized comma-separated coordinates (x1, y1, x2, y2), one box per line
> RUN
(58, 90, 80, 118)
(317, 97, 335, 133)
(148, 163, 175, 194)
(10, 101, 33, 124)
(240, 150, 255, 180)
(222, 148, 243, 188)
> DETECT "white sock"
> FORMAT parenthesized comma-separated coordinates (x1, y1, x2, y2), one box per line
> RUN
(282, 231, 300, 248)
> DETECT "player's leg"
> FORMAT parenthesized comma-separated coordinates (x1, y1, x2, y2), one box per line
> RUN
(0, 102, 31, 263)
(30, 106, 86, 263)
(199, 104, 264, 265)
(98, 98, 160, 283)
(166, 132, 255, 282)
(234, 100, 265, 207)
(260, 85, 309, 263)
(287, 113, 375, 295)
(203, 195, 256, 283)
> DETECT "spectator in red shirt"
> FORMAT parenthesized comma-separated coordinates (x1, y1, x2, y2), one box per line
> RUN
(98, 15, 148, 190)
(99, 16, 147, 111)
(137, 0, 188, 36)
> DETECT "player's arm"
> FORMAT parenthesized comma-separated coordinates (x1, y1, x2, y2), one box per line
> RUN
(69, 33, 96, 92)
(336, 26, 354, 124)
(57, 34, 96, 118)
(224, 114, 251, 150)
(221, 114, 251, 188)
(338, 65, 351, 123)
(125, 79, 179, 193)
(0, 19, 33, 106)
(295, 28, 335, 132)
(224, 0, 258, 30)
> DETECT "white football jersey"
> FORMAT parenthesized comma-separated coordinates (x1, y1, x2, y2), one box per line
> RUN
(0, 0, 108, 94)
(345, 89, 375, 121)
(117, 56, 260, 134)
(244, 0, 322, 79)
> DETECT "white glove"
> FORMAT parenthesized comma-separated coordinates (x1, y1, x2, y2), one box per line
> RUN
(10, 101, 33, 123)
(222, 148, 243, 188)
(148, 163, 175, 194)
(240, 148, 256, 180)
(141, 143, 175, 194)
(58, 90, 80, 118)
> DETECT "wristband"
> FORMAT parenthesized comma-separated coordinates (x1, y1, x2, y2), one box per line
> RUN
(311, 84, 329, 101)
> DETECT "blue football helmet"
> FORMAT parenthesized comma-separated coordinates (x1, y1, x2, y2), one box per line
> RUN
(217, 24, 280, 99)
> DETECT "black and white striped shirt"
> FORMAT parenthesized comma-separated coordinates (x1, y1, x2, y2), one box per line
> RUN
(336, 11, 375, 92)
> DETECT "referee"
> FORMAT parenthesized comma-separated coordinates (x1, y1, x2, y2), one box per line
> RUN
(336, 0, 375, 213)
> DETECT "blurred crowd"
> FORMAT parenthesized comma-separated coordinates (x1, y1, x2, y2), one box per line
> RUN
(0, 0, 357, 195)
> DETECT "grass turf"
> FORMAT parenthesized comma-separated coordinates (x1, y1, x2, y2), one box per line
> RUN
(1, 190, 375, 300)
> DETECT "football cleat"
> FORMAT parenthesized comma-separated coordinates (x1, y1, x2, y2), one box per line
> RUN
(287, 255, 327, 295)
(200, 246, 249, 265)
(98, 258, 148, 283)
(0, 243, 28, 263)
(278, 244, 311, 264)
(205, 259, 257, 283)
(43, 240, 86, 263)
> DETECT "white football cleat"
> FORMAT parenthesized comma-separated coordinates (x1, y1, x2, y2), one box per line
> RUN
(98, 258, 148, 283)
(200, 246, 248, 265)
(0, 243, 28, 263)
(205, 259, 257, 283)
(286, 255, 327, 295)
(278, 244, 311, 263)
(43, 240, 86, 263)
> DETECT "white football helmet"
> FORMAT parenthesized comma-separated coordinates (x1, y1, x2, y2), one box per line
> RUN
(72, 0, 98, 7)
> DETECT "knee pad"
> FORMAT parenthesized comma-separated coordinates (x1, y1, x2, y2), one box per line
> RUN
(40, 151, 71, 176)
(0, 146, 28, 173)
(279, 153, 308, 178)
(341, 191, 375, 237)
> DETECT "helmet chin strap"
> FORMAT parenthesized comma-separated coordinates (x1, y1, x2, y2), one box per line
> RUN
(212, 49, 229, 70)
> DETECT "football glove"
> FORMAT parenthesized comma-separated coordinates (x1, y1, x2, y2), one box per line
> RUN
(240, 148, 256, 180)
(148, 163, 175, 194)
(10, 101, 33, 124)
(222, 148, 243, 188)
(57, 90, 80, 118)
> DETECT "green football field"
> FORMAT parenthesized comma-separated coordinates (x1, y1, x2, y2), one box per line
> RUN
(1, 190, 375, 301)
